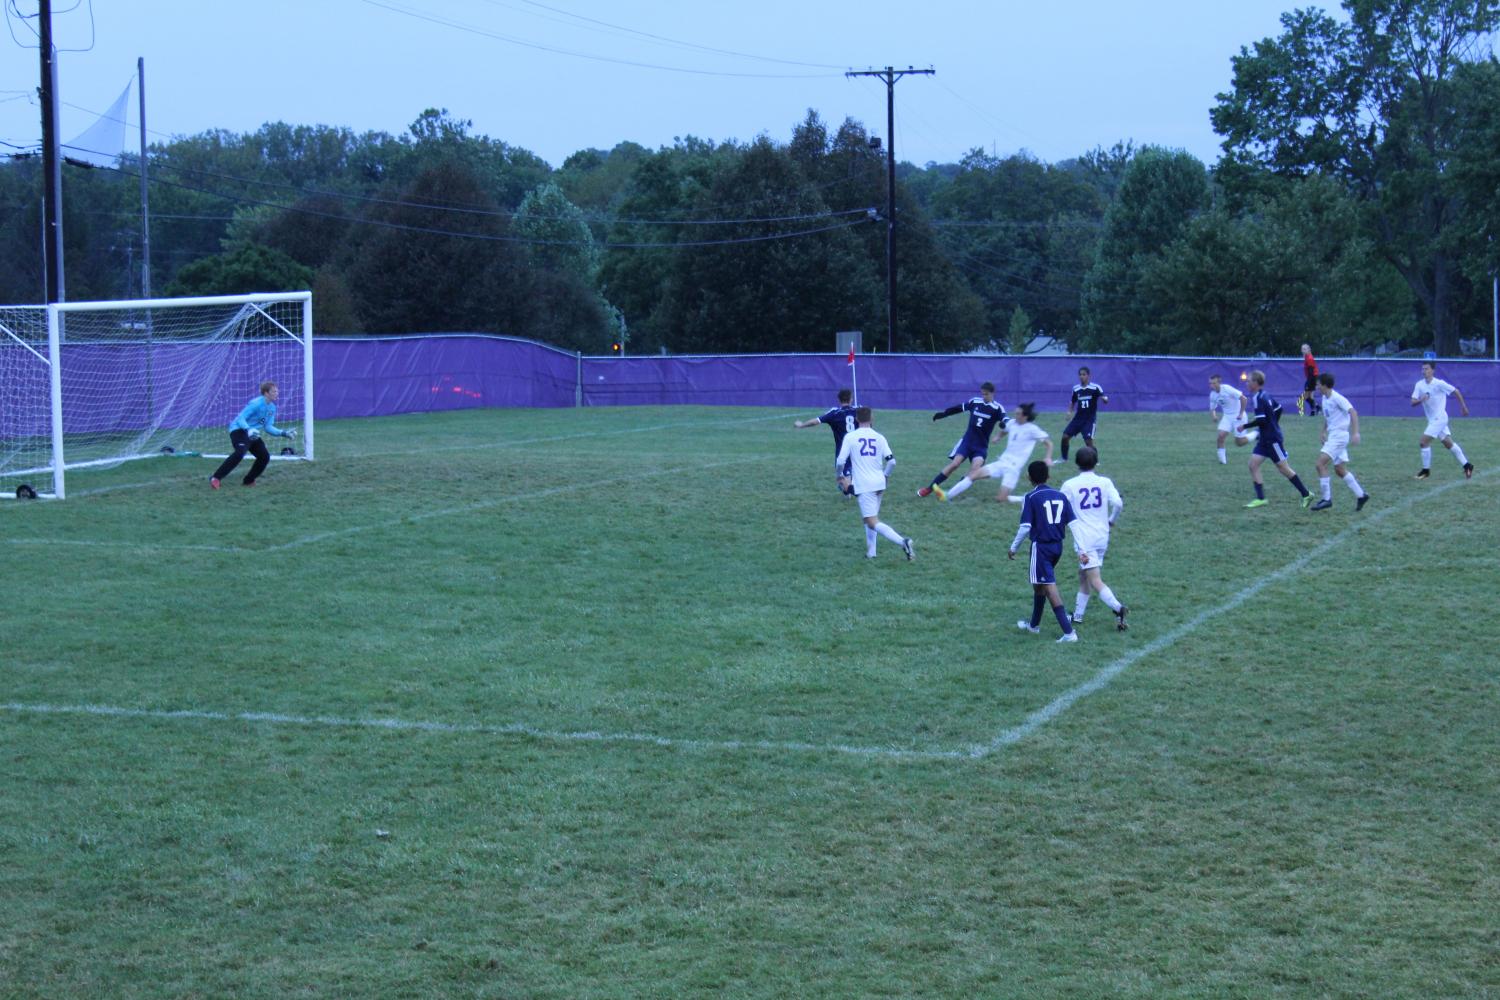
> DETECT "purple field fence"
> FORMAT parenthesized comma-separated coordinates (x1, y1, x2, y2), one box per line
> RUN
(6, 336, 1497, 438)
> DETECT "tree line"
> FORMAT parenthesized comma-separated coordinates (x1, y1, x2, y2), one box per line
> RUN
(2, 0, 1497, 357)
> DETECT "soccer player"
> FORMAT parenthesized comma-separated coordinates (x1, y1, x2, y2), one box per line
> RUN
(1299, 344, 1321, 416)
(1059, 366, 1107, 461)
(1241, 370, 1313, 509)
(1310, 373, 1370, 511)
(1411, 361, 1474, 480)
(794, 387, 859, 494)
(1059, 447, 1128, 630)
(1008, 460, 1079, 643)
(917, 381, 1006, 498)
(834, 407, 914, 561)
(209, 380, 296, 489)
(935, 402, 1052, 504)
(1207, 373, 1253, 464)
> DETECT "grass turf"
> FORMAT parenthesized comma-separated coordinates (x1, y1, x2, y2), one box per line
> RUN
(2, 405, 1497, 998)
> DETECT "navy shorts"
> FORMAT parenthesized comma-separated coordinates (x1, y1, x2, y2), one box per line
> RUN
(1028, 541, 1063, 586)
(1252, 436, 1288, 462)
(949, 438, 988, 462)
(1063, 415, 1095, 439)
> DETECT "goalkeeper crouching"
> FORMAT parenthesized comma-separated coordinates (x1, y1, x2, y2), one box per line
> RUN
(210, 380, 296, 489)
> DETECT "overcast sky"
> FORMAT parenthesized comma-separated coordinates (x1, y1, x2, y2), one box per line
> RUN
(2, 0, 1314, 169)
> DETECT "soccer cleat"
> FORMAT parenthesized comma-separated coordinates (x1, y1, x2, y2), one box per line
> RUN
(1016, 621, 1040, 635)
(1415, 468, 1430, 479)
(916, 486, 932, 498)
(1310, 498, 1333, 511)
(1300, 493, 1315, 510)
(1071, 615, 1084, 626)
(933, 484, 947, 502)
(902, 537, 915, 561)
(1355, 493, 1370, 512)
(1115, 605, 1128, 631)
(1244, 498, 1269, 508)
(1463, 462, 1474, 479)
(209, 477, 221, 490)
(1057, 631, 1079, 643)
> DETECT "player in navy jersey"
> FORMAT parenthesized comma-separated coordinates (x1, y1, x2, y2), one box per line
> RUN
(1059, 366, 1107, 462)
(1242, 370, 1313, 509)
(794, 387, 858, 494)
(918, 381, 1007, 498)
(1008, 461, 1079, 642)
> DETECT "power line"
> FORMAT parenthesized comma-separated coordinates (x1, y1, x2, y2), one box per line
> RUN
(358, 0, 844, 79)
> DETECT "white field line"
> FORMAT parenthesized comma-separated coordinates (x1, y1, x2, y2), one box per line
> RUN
(963, 470, 1494, 759)
(5, 471, 1486, 762)
(5, 537, 240, 554)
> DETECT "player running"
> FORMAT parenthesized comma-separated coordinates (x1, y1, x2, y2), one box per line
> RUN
(1008, 460, 1079, 643)
(935, 402, 1053, 504)
(917, 381, 1006, 498)
(794, 387, 859, 494)
(1242, 370, 1314, 509)
(834, 407, 914, 561)
(209, 380, 296, 489)
(1208, 373, 1253, 464)
(1310, 373, 1370, 511)
(1059, 447, 1128, 630)
(1059, 366, 1107, 462)
(1411, 361, 1474, 480)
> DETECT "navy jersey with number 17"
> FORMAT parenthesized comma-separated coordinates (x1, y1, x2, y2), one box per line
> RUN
(818, 405, 859, 454)
(1019, 484, 1076, 546)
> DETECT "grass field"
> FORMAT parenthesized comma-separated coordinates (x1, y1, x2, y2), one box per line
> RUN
(3, 404, 1497, 998)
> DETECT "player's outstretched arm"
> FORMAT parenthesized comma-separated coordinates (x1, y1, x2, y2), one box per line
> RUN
(1350, 408, 1361, 444)
(932, 405, 963, 421)
(1454, 388, 1470, 416)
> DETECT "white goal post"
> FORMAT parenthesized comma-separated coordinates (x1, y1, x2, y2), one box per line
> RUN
(0, 291, 313, 500)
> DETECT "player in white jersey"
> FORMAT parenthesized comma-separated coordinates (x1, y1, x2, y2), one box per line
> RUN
(1309, 373, 1369, 511)
(1058, 447, 1129, 630)
(833, 407, 914, 561)
(1207, 373, 1253, 463)
(934, 402, 1053, 504)
(1411, 360, 1474, 480)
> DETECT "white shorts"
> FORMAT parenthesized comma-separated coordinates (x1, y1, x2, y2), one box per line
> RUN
(1216, 412, 1245, 435)
(1320, 432, 1349, 464)
(982, 457, 1023, 490)
(857, 490, 883, 518)
(1072, 532, 1109, 570)
(1423, 416, 1450, 440)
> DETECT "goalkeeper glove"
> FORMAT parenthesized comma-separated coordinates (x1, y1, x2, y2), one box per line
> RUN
(284, 428, 297, 440)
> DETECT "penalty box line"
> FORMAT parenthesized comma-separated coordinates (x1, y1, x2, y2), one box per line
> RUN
(7, 473, 1482, 763)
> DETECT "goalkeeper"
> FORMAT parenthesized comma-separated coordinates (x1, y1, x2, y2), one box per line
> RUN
(210, 380, 295, 489)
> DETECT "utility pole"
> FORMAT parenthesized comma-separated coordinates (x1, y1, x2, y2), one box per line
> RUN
(38, 0, 64, 303)
(846, 65, 934, 354)
(138, 57, 151, 300)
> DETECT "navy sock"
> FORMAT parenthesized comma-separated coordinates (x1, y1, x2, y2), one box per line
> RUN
(1061, 438, 1070, 459)
(1290, 474, 1308, 496)
(1053, 604, 1073, 635)
(1254, 481, 1265, 500)
(1030, 593, 1046, 628)
(932, 472, 948, 487)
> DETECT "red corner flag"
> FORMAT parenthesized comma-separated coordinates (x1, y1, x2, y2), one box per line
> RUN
(846, 345, 856, 366)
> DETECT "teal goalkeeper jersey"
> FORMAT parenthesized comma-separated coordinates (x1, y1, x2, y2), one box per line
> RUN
(229, 396, 287, 436)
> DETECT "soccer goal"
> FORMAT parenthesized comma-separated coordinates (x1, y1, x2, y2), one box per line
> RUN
(0, 291, 313, 500)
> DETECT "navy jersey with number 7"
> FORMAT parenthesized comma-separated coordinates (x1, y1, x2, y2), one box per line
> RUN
(1019, 484, 1076, 545)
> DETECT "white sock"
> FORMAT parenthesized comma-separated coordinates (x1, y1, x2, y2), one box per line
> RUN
(945, 478, 973, 499)
(1451, 442, 1468, 466)
(1421, 446, 1432, 469)
(1097, 585, 1122, 613)
(1217, 448, 1227, 464)
(1343, 471, 1364, 497)
(1007, 495, 1024, 504)
(865, 526, 877, 557)
(1074, 592, 1090, 619)
(875, 521, 903, 545)
(1319, 476, 1332, 501)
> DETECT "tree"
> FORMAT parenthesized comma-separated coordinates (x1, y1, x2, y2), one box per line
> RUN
(1007, 305, 1032, 354)
(512, 181, 600, 281)
(1211, 0, 1500, 354)
(166, 243, 315, 297)
(1078, 147, 1210, 352)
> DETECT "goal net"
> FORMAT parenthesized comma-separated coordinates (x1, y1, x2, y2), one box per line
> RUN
(0, 292, 313, 499)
